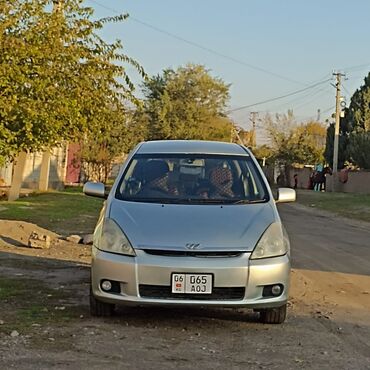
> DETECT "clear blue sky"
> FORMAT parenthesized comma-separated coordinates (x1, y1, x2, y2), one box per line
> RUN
(86, 0, 370, 132)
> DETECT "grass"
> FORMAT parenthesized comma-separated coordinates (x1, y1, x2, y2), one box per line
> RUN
(0, 186, 104, 235)
(296, 189, 370, 223)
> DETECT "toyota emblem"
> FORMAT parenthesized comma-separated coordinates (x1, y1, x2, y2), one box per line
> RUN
(185, 243, 201, 250)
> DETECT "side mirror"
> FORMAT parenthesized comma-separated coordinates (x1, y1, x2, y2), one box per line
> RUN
(275, 188, 296, 203)
(83, 182, 107, 199)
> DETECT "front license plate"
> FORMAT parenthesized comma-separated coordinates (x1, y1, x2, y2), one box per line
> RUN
(171, 273, 212, 294)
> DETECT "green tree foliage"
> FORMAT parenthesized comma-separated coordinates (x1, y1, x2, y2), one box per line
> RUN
(323, 121, 349, 169)
(141, 64, 233, 141)
(80, 108, 149, 182)
(0, 0, 143, 165)
(252, 144, 274, 164)
(264, 110, 326, 165)
(347, 73, 370, 132)
(346, 73, 370, 169)
(347, 131, 370, 169)
(324, 72, 370, 169)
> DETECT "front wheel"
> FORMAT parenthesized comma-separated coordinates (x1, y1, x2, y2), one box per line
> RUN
(259, 304, 287, 324)
(90, 288, 115, 317)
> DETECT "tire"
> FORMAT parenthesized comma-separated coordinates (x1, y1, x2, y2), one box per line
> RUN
(259, 304, 287, 324)
(90, 288, 115, 317)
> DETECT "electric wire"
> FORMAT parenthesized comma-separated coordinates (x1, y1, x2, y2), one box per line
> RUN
(87, 0, 351, 121)
(342, 84, 352, 97)
(341, 62, 370, 73)
(226, 78, 331, 113)
(321, 105, 336, 115)
(269, 84, 331, 113)
(88, 0, 306, 86)
(293, 87, 333, 112)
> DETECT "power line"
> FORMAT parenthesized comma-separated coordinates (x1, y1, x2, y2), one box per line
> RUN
(341, 62, 370, 72)
(269, 84, 331, 112)
(128, 17, 305, 85)
(321, 106, 335, 114)
(293, 87, 332, 111)
(342, 84, 352, 97)
(342, 83, 365, 111)
(260, 73, 332, 112)
(88, 0, 306, 86)
(226, 78, 331, 113)
(87, 0, 341, 121)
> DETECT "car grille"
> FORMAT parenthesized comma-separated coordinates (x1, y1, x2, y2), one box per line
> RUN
(143, 250, 243, 258)
(139, 285, 245, 300)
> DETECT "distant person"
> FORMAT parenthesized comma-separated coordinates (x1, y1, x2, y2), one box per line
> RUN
(293, 174, 298, 189)
(276, 174, 282, 186)
(308, 170, 314, 190)
(313, 164, 324, 191)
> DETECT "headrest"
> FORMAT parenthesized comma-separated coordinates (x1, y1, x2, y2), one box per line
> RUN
(144, 160, 169, 182)
(210, 167, 232, 186)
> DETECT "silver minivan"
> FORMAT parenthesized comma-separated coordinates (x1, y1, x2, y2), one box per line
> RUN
(84, 140, 295, 324)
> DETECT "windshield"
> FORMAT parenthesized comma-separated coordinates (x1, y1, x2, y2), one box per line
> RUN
(115, 153, 269, 204)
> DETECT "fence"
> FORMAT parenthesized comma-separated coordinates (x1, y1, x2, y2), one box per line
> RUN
(326, 170, 370, 194)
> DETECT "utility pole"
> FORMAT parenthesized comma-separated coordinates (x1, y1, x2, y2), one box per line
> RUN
(332, 72, 345, 174)
(250, 111, 258, 149)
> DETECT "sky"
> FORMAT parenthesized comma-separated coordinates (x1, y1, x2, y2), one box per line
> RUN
(85, 0, 370, 139)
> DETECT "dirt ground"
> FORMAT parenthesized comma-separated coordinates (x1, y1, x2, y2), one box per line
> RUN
(0, 205, 370, 370)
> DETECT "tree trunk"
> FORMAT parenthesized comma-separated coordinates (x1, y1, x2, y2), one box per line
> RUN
(39, 151, 51, 191)
(8, 152, 27, 201)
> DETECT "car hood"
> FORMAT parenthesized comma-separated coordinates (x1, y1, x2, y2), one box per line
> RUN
(109, 200, 277, 252)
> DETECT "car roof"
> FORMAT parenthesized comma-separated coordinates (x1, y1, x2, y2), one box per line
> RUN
(136, 140, 250, 156)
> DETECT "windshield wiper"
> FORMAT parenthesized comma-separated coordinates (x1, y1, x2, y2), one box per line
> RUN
(185, 198, 225, 204)
(232, 199, 267, 204)
(124, 197, 179, 204)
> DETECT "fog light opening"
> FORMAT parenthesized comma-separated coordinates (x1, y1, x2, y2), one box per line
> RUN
(271, 284, 282, 296)
(101, 280, 112, 292)
(262, 284, 284, 298)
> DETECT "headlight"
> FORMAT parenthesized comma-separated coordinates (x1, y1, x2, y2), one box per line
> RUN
(250, 223, 289, 260)
(94, 218, 135, 256)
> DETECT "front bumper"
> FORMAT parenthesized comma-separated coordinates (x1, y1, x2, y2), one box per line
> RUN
(91, 247, 290, 309)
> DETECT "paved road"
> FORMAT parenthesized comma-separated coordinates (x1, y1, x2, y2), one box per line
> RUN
(279, 203, 370, 276)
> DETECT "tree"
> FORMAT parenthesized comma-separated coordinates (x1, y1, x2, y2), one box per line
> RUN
(347, 131, 370, 169)
(345, 73, 370, 169)
(140, 64, 232, 141)
(264, 111, 326, 166)
(0, 0, 144, 165)
(324, 72, 370, 169)
(253, 144, 274, 164)
(323, 120, 349, 169)
(238, 128, 254, 147)
(347, 72, 370, 132)
(80, 108, 149, 182)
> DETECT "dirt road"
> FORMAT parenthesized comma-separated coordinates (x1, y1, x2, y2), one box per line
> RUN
(1, 204, 370, 369)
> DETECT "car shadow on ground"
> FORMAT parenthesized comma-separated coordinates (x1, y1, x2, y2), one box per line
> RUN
(114, 305, 261, 325)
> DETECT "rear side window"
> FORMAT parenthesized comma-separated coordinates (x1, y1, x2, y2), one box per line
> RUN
(115, 154, 269, 204)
